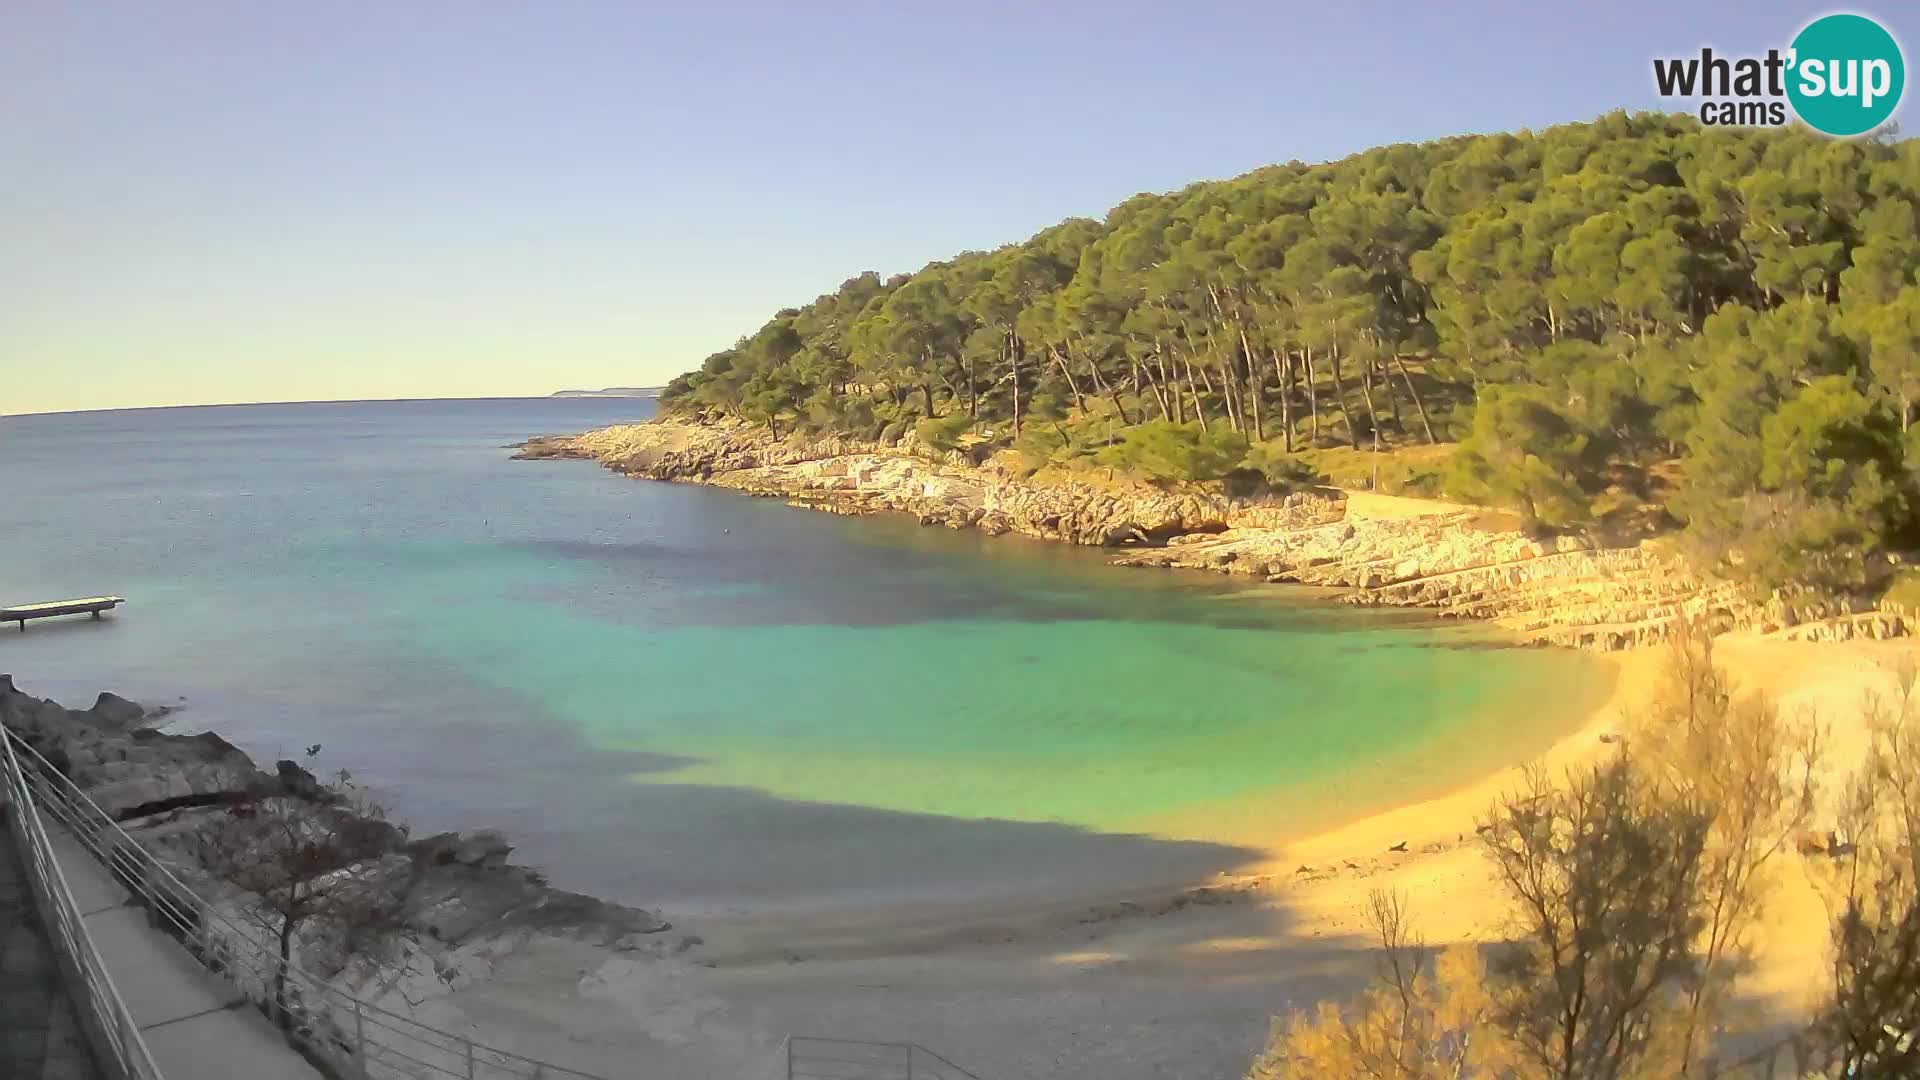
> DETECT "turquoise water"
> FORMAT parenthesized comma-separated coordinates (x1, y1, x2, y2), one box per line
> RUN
(0, 399, 1606, 912)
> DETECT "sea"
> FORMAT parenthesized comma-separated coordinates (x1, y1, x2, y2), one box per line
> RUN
(0, 398, 1608, 915)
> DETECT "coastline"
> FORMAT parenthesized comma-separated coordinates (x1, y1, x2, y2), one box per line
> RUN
(494, 416, 1912, 1074)
(316, 633, 1897, 1080)
(1, 409, 1900, 1077)
(7, 633, 1887, 1078)
(495, 413, 1842, 942)
(518, 415, 1914, 651)
(667, 645, 1645, 964)
(530, 634, 1884, 1080)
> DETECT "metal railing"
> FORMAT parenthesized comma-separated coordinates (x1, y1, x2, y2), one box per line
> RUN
(786, 1037, 979, 1080)
(4, 727, 612, 1080)
(0, 724, 165, 1080)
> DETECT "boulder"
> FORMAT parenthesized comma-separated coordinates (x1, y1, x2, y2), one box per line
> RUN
(407, 829, 514, 870)
(89, 692, 146, 729)
(276, 758, 330, 801)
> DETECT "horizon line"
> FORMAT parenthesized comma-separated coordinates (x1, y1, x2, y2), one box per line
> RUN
(1, 392, 662, 420)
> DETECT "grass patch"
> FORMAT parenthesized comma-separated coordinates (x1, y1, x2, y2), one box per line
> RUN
(1294, 443, 1456, 496)
(1884, 568, 1920, 610)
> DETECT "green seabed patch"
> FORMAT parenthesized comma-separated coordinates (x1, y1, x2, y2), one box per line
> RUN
(391, 545, 1609, 837)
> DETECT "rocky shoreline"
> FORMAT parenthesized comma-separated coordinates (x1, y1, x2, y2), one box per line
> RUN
(517, 416, 1911, 651)
(0, 675, 676, 1026)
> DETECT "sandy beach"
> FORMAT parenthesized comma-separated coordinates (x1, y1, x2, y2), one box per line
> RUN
(359, 629, 1909, 1080)
(16, 406, 1894, 1078)
(343, 471, 1905, 1079)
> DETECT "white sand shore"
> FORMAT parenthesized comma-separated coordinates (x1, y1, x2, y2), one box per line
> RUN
(377, 632, 1911, 1080)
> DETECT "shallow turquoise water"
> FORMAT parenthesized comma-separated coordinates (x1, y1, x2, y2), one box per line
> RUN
(0, 400, 1606, 912)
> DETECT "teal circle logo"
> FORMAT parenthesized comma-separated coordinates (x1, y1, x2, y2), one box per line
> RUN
(1787, 13, 1905, 136)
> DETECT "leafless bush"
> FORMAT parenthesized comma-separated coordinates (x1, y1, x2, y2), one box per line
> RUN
(187, 752, 408, 1026)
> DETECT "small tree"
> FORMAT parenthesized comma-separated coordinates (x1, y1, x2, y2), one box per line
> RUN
(190, 755, 406, 1027)
(1252, 638, 1846, 1080)
(1096, 420, 1249, 486)
(915, 411, 974, 452)
(1447, 386, 1596, 530)
(1251, 890, 1506, 1079)
(1478, 754, 1710, 1080)
(1819, 665, 1920, 1077)
(1635, 619, 1823, 1074)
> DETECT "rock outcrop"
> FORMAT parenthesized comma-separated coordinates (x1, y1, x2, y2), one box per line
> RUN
(518, 417, 1916, 651)
(0, 676, 258, 816)
(0, 676, 672, 1010)
(520, 419, 1342, 546)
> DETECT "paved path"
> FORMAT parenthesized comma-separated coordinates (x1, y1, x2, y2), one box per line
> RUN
(0, 818, 102, 1080)
(47, 827, 324, 1080)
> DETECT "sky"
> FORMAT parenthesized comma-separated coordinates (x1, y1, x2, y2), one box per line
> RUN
(3, 2, 1914, 415)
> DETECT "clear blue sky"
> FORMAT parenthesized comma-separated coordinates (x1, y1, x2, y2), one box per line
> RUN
(3, 1, 1912, 413)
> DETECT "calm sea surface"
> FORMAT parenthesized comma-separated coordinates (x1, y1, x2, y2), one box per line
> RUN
(0, 399, 1607, 913)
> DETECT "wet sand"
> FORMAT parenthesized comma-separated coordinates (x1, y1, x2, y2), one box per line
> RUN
(377, 634, 1908, 1080)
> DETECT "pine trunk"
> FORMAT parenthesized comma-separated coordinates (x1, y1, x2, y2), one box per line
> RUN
(1358, 355, 1381, 452)
(1328, 346, 1359, 450)
(1088, 354, 1134, 425)
(1183, 355, 1209, 429)
(1275, 350, 1294, 453)
(1152, 353, 1180, 423)
(1240, 330, 1263, 442)
(1379, 355, 1403, 433)
(1009, 330, 1023, 437)
(1392, 354, 1437, 444)
(1050, 345, 1084, 414)
(1139, 361, 1171, 421)
(1304, 347, 1320, 445)
(1216, 355, 1242, 433)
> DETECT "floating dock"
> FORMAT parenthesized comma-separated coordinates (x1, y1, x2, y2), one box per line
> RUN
(3, 596, 126, 631)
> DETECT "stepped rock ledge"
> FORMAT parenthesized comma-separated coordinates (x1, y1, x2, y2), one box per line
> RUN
(518, 416, 1915, 651)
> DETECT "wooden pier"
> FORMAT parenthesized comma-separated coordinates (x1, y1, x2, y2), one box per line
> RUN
(3, 596, 126, 631)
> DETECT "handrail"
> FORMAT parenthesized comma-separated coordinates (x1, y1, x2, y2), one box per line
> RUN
(3, 727, 613, 1080)
(0, 724, 166, 1080)
(786, 1036, 981, 1080)
(9, 727, 994, 1080)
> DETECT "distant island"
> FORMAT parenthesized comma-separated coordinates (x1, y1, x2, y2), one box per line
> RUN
(549, 386, 662, 399)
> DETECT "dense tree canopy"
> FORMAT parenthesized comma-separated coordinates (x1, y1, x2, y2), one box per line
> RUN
(663, 113, 1920, 592)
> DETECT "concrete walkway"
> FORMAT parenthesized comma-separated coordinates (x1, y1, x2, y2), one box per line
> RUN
(0, 820, 100, 1080)
(46, 828, 324, 1080)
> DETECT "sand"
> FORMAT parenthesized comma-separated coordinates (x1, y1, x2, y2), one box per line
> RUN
(382, 633, 1915, 1080)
